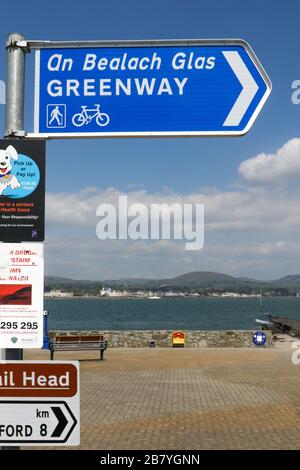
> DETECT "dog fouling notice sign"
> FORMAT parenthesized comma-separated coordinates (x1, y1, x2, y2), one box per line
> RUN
(0, 139, 45, 242)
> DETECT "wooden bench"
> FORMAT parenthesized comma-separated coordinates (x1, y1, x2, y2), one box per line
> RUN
(49, 335, 108, 361)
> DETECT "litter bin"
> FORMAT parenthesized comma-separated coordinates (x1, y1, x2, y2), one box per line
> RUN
(172, 331, 185, 348)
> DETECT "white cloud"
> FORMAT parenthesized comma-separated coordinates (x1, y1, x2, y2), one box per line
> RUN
(46, 184, 300, 234)
(238, 138, 300, 184)
(44, 137, 300, 280)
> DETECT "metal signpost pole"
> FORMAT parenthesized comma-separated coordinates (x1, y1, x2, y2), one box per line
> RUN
(5, 33, 26, 138)
(2, 33, 26, 367)
(0, 32, 27, 451)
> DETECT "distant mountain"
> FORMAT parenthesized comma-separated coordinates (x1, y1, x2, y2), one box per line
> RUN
(45, 276, 93, 286)
(100, 272, 239, 289)
(236, 276, 263, 282)
(45, 276, 85, 284)
(45, 276, 100, 292)
(270, 275, 300, 286)
(44, 271, 300, 292)
(172, 271, 234, 283)
(103, 277, 154, 287)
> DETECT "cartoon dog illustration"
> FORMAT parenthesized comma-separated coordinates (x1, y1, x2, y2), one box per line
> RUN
(0, 145, 21, 196)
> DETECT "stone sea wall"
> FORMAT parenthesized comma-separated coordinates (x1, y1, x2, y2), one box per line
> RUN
(49, 329, 272, 348)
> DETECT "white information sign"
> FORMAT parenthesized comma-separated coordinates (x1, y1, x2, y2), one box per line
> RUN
(0, 243, 44, 348)
(0, 361, 80, 446)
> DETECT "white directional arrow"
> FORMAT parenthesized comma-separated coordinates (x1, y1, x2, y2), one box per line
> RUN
(222, 51, 259, 127)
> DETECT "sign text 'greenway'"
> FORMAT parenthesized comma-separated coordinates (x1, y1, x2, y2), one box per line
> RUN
(34, 40, 271, 137)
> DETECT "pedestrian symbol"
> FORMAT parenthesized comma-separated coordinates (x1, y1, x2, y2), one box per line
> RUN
(47, 104, 66, 128)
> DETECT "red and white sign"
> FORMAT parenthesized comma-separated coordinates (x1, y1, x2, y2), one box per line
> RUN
(0, 243, 44, 348)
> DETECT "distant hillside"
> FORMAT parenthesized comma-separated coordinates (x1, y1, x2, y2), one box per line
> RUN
(271, 275, 300, 286)
(104, 277, 154, 287)
(100, 272, 240, 290)
(166, 271, 236, 288)
(45, 276, 86, 285)
(45, 271, 300, 293)
(45, 276, 99, 292)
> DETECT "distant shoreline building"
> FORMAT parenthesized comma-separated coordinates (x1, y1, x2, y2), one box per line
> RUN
(100, 287, 129, 297)
(44, 290, 73, 298)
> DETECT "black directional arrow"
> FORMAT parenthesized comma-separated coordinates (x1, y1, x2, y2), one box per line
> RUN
(51, 406, 68, 438)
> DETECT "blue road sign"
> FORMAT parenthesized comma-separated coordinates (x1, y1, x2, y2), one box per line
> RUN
(33, 40, 271, 138)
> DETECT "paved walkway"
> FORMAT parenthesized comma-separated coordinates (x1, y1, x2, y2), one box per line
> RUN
(25, 341, 300, 450)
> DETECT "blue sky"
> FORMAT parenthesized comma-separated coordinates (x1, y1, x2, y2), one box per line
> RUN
(1, 0, 300, 280)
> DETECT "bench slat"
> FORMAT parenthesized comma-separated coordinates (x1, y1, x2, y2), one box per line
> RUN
(80, 335, 103, 342)
(49, 335, 108, 361)
(56, 336, 81, 343)
(53, 343, 106, 348)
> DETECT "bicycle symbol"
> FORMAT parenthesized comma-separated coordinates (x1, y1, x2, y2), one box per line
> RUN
(72, 104, 110, 127)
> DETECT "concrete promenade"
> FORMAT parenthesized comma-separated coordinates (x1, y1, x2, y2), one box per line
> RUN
(25, 337, 300, 450)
